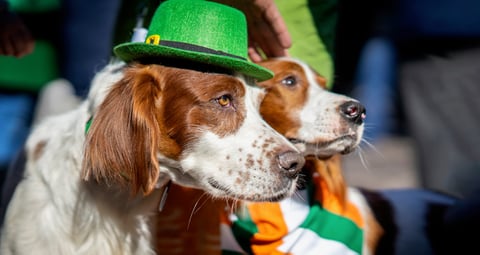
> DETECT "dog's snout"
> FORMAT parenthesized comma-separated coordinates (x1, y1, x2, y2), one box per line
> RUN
(340, 101, 366, 125)
(277, 151, 305, 178)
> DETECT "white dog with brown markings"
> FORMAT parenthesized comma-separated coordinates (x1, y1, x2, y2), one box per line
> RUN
(0, 61, 304, 255)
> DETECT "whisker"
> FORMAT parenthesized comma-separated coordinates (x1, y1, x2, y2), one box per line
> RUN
(187, 192, 210, 230)
(293, 189, 306, 203)
(356, 146, 370, 171)
(230, 199, 246, 219)
(361, 138, 383, 158)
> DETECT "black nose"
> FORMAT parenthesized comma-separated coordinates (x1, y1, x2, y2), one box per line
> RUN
(340, 101, 366, 125)
(277, 151, 305, 178)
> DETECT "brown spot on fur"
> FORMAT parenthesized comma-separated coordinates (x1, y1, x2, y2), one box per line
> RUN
(235, 177, 242, 185)
(240, 170, 251, 181)
(245, 154, 254, 168)
(32, 140, 47, 161)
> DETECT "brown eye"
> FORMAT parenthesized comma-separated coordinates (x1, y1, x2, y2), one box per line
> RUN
(217, 94, 232, 107)
(282, 75, 297, 87)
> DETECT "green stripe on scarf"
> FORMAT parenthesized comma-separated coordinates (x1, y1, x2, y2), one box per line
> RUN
(231, 210, 258, 255)
(301, 201, 363, 253)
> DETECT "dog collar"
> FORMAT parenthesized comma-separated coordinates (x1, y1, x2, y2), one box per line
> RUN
(85, 116, 93, 134)
(157, 180, 171, 212)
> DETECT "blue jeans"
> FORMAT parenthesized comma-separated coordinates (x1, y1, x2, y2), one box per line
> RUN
(0, 93, 35, 172)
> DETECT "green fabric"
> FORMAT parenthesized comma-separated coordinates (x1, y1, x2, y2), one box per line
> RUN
(8, 0, 60, 13)
(0, 40, 58, 91)
(85, 116, 93, 134)
(301, 201, 364, 254)
(275, 0, 337, 89)
(231, 210, 257, 255)
(114, 0, 273, 81)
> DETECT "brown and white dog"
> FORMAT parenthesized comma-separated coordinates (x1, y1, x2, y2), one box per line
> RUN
(153, 57, 382, 255)
(224, 57, 456, 255)
(229, 57, 383, 254)
(0, 61, 305, 255)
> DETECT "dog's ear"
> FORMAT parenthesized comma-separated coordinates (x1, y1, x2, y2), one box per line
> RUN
(315, 74, 327, 89)
(307, 66, 328, 89)
(82, 64, 181, 195)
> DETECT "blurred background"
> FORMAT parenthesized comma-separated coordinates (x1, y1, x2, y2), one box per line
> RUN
(333, 0, 480, 199)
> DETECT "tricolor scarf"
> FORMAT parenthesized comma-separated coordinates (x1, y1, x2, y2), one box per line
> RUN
(221, 175, 364, 255)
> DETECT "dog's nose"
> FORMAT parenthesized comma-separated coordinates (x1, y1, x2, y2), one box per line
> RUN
(277, 151, 305, 178)
(340, 101, 366, 125)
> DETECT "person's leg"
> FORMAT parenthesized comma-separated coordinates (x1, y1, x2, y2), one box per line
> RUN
(0, 92, 35, 185)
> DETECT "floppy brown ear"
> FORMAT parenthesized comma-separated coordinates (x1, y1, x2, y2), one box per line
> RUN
(82, 64, 180, 195)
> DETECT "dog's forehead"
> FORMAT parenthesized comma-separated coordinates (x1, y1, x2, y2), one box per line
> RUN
(199, 74, 246, 96)
(163, 68, 247, 100)
(260, 58, 304, 74)
(259, 58, 323, 87)
(285, 58, 328, 90)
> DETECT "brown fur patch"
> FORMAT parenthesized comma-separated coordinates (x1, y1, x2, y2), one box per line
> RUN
(257, 59, 309, 138)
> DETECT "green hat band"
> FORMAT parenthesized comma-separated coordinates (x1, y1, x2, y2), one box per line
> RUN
(149, 39, 247, 61)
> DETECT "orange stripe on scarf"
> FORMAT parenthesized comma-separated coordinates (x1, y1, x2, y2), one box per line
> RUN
(248, 202, 292, 255)
(315, 177, 364, 229)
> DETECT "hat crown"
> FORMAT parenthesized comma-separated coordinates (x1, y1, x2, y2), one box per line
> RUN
(146, 0, 247, 59)
(113, 0, 273, 81)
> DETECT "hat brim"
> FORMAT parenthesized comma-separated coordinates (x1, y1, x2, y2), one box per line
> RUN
(114, 42, 273, 81)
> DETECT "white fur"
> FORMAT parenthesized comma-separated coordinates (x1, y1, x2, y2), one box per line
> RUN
(347, 188, 375, 255)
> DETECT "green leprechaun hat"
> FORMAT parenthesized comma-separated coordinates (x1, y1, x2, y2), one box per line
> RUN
(114, 0, 273, 81)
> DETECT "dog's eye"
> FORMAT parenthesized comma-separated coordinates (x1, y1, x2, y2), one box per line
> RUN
(282, 75, 297, 86)
(216, 94, 232, 107)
